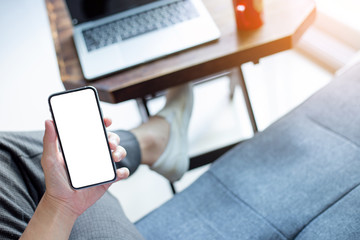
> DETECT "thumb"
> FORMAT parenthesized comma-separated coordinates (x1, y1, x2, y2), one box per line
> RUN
(42, 120, 58, 159)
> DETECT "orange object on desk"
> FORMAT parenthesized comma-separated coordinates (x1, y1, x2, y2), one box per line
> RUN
(233, 0, 264, 30)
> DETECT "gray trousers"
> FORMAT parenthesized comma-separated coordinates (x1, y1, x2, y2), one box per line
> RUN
(136, 63, 360, 239)
(0, 130, 144, 239)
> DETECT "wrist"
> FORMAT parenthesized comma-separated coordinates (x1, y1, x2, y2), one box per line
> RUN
(42, 192, 80, 220)
(21, 192, 79, 239)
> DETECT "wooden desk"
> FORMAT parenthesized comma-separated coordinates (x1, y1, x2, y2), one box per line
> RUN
(46, 0, 315, 102)
(46, 0, 316, 170)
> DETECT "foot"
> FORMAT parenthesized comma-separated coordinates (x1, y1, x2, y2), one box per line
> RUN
(151, 83, 194, 182)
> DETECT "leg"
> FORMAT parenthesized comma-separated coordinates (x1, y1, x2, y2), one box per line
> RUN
(128, 116, 170, 167)
(0, 131, 45, 239)
(136, 63, 360, 239)
(0, 130, 143, 239)
(130, 84, 194, 183)
(70, 191, 144, 239)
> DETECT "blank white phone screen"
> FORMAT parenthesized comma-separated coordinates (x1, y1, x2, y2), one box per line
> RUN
(49, 88, 115, 189)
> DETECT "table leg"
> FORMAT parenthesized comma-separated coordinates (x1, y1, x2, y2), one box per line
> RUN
(230, 66, 258, 133)
(136, 98, 150, 123)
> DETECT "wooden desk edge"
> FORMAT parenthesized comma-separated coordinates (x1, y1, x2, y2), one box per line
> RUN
(46, 0, 317, 104)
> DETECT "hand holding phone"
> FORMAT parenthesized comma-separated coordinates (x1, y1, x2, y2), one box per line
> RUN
(48, 86, 119, 189)
(26, 119, 128, 235)
(41, 119, 128, 210)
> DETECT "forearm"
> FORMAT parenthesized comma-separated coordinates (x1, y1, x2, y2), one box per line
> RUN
(20, 193, 78, 239)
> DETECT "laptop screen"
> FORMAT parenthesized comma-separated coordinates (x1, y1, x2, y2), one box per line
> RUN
(65, 0, 158, 25)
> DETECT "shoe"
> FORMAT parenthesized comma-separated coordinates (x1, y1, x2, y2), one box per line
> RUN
(151, 83, 194, 182)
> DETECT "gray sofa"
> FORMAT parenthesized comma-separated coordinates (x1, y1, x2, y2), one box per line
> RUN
(135, 60, 360, 239)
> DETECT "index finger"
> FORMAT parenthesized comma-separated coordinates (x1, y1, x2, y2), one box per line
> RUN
(104, 117, 112, 128)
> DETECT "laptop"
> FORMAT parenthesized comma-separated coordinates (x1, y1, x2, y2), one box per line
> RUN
(65, 0, 221, 80)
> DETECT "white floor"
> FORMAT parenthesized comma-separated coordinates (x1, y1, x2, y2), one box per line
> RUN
(0, 0, 332, 223)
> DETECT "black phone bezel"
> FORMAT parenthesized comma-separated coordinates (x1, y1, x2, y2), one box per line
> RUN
(48, 86, 117, 190)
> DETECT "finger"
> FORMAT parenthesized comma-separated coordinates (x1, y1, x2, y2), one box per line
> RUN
(114, 168, 130, 182)
(104, 118, 112, 128)
(42, 120, 58, 160)
(108, 132, 120, 150)
(112, 146, 127, 162)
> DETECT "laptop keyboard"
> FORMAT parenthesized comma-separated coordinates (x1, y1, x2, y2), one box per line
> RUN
(82, 0, 199, 52)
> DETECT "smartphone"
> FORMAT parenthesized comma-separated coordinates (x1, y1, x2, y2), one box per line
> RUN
(48, 86, 116, 189)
